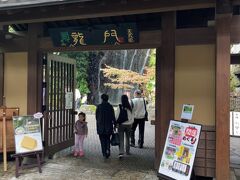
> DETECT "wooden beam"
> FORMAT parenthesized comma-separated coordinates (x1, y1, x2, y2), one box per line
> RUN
(0, 25, 236, 52)
(0, 0, 215, 25)
(155, 12, 175, 169)
(27, 23, 43, 114)
(231, 15, 240, 43)
(0, 38, 27, 52)
(38, 28, 217, 52)
(37, 53, 43, 114)
(216, 0, 232, 14)
(232, 0, 240, 5)
(0, 53, 3, 106)
(4, 22, 240, 52)
(0, 27, 217, 52)
(216, 13, 231, 180)
(176, 27, 215, 45)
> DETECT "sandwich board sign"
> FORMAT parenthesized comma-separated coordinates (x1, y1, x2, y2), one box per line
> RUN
(158, 120, 201, 180)
(12, 114, 43, 154)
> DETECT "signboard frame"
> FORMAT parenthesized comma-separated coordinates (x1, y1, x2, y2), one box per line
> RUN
(11, 115, 44, 177)
(158, 120, 202, 180)
(12, 115, 43, 154)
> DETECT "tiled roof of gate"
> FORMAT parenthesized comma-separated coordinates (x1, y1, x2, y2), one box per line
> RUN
(0, 0, 94, 10)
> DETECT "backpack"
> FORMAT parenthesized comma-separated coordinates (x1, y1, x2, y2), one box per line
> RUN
(117, 104, 128, 124)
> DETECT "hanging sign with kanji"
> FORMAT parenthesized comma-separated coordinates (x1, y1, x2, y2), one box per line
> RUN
(49, 23, 138, 47)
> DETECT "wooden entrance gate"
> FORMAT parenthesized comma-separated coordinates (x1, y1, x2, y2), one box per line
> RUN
(43, 54, 76, 157)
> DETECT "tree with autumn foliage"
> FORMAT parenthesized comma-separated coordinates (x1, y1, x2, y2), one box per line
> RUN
(102, 49, 156, 100)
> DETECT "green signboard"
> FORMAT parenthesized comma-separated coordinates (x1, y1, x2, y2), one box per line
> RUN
(49, 23, 139, 47)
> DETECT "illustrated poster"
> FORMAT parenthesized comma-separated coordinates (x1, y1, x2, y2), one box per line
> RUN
(13, 116, 43, 154)
(158, 120, 202, 180)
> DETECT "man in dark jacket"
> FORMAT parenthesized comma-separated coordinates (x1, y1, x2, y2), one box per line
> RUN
(96, 94, 116, 158)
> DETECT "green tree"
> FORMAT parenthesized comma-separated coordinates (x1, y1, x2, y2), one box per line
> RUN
(102, 49, 156, 100)
(145, 49, 156, 101)
(59, 52, 90, 95)
(230, 65, 240, 94)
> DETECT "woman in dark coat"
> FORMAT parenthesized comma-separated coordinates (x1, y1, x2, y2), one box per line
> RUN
(96, 94, 116, 158)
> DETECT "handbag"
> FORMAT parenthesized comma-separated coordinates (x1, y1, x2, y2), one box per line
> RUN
(110, 131, 120, 146)
(143, 98, 148, 121)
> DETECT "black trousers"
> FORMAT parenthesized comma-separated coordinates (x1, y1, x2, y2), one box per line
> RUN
(99, 134, 111, 157)
(130, 118, 145, 146)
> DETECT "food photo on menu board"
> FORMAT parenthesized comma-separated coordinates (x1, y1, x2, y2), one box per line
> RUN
(12, 115, 43, 154)
(158, 120, 201, 180)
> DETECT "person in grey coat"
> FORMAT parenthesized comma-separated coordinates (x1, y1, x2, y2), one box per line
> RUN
(96, 94, 116, 159)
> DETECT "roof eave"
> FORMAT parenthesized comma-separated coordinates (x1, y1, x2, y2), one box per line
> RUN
(0, 0, 95, 11)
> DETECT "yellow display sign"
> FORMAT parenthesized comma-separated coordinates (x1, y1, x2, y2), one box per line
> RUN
(13, 116, 43, 154)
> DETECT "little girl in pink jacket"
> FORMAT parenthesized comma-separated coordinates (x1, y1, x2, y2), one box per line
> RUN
(74, 112, 88, 157)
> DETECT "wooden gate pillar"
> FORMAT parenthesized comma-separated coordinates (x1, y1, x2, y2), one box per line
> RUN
(155, 12, 175, 168)
(216, 14, 231, 180)
(27, 23, 43, 114)
(216, 1, 232, 179)
(0, 53, 3, 106)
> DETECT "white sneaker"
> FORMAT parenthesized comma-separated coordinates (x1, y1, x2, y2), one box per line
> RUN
(118, 154, 123, 159)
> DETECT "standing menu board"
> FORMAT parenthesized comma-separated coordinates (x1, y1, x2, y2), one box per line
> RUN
(12, 116, 43, 154)
(158, 120, 202, 180)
